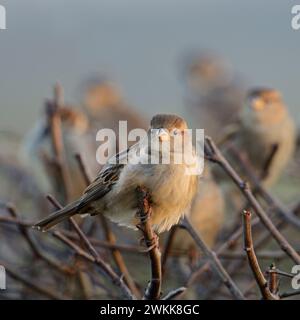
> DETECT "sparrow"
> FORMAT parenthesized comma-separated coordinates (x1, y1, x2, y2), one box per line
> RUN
(236, 88, 296, 187)
(20, 106, 97, 199)
(182, 52, 245, 141)
(81, 77, 148, 166)
(170, 165, 224, 253)
(82, 77, 148, 137)
(34, 114, 199, 234)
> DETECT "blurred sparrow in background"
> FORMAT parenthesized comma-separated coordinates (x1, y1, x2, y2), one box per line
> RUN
(80, 77, 148, 170)
(236, 88, 296, 187)
(182, 52, 245, 142)
(81, 76, 148, 138)
(35, 114, 199, 234)
(20, 106, 97, 200)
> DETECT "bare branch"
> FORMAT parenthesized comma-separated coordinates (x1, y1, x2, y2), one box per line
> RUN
(162, 287, 186, 300)
(161, 226, 178, 275)
(187, 215, 260, 285)
(136, 186, 162, 300)
(227, 143, 300, 230)
(181, 217, 245, 300)
(242, 210, 279, 300)
(46, 194, 136, 300)
(0, 261, 66, 300)
(268, 264, 279, 295)
(205, 136, 300, 264)
(280, 289, 300, 299)
(74, 153, 141, 298)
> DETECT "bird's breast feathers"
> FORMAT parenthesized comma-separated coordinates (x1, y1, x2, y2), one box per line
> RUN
(101, 161, 198, 233)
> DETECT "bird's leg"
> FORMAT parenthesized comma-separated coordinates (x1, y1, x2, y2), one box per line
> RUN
(135, 185, 159, 252)
(136, 223, 159, 252)
(144, 231, 159, 252)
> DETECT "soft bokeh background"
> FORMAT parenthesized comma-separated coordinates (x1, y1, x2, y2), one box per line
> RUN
(0, 0, 299, 134)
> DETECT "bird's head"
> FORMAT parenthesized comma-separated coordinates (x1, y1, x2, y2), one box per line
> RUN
(83, 78, 122, 114)
(58, 107, 89, 134)
(242, 88, 287, 126)
(185, 53, 231, 93)
(150, 113, 188, 140)
(147, 114, 192, 158)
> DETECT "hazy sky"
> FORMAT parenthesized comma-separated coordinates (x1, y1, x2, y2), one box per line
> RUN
(0, 0, 299, 134)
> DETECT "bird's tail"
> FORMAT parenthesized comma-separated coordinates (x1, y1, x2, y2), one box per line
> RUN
(34, 200, 81, 232)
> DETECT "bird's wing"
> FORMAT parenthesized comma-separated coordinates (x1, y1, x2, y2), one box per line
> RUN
(260, 143, 279, 180)
(77, 163, 124, 210)
(76, 142, 142, 210)
(108, 139, 144, 164)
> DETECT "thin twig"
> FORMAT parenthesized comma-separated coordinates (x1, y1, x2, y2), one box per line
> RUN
(45, 84, 71, 202)
(0, 261, 66, 300)
(268, 264, 279, 295)
(5, 204, 73, 275)
(205, 136, 300, 264)
(75, 153, 141, 298)
(266, 269, 296, 279)
(162, 287, 186, 300)
(242, 210, 279, 300)
(161, 226, 178, 275)
(260, 144, 279, 181)
(219, 250, 299, 260)
(187, 215, 260, 285)
(46, 194, 136, 300)
(51, 230, 136, 299)
(181, 217, 245, 300)
(228, 143, 300, 229)
(0, 215, 144, 254)
(62, 230, 144, 254)
(280, 289, 300, 299)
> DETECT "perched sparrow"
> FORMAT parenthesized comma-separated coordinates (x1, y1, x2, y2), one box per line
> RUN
(236, 88, 296, 187)
(182, 53, 245, 141)
(35, 114, 199, 233)
(82, 77, 148, 135)
(170, 165, 224, 253)
(81, 77, 148, 166)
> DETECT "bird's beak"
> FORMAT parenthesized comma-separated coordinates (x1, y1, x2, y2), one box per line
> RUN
(251, 97, 265, 111)
(157, 128, 170, 142)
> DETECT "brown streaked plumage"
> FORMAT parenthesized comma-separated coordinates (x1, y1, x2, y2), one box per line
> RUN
(35, 114, 199, 234)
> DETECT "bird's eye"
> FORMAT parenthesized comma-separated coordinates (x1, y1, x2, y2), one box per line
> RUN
(172, 129, 180, 136)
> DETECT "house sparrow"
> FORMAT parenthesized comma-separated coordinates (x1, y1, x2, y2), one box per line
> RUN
(80, 77, 148, 167)
(182, 53, 245, 141)
(20, 106, 97, 199)
(236, 88, 296, 187)
(82, 77, 148, 136)
(169, 165, 224, 253)
(35, 114, 199, 234)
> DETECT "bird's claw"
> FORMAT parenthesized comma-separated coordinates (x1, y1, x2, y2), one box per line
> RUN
(138, 232, 159, 252)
